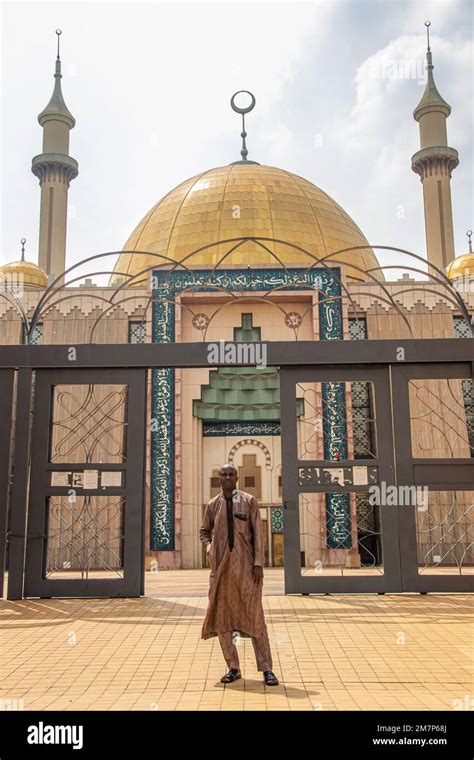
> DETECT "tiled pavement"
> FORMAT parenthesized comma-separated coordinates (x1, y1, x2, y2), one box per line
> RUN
(0, 569, 472, 711)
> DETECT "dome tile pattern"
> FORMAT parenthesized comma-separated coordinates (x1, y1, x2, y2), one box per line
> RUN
(0, 260, 48, 288)
(111, 163, 380, 285)
(446, 253, 474, 281)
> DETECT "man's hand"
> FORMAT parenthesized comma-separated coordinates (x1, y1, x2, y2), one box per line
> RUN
(206, 542, 212, 555)
(252, 566, 263, 586)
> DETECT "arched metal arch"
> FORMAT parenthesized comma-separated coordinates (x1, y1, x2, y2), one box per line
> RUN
(19, 237, 472, 341)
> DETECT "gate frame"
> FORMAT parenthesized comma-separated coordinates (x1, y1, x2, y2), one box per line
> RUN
(280, 360, 473, 594)
(0, 369, 15, 599)
(393, 361, 474, 592)
(0, 338, 472, 598)
(22, 368, 147, 599)
(280, 364, 400, 594)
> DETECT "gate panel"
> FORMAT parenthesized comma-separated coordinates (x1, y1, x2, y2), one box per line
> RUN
(281, 365, 400, 593)
(0, 369, 15, 599)
(392, 363, 473, 592)
(23, 369, 147, 598)
(6, 369, 34, 600)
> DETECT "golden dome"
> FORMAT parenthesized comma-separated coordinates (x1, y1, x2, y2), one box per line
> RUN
(111, 163, 380, 285)
(0, 259, 48, 288)
(446, 252, 474, 281)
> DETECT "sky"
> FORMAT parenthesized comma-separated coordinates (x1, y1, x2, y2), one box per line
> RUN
(1, 0, 472, 283)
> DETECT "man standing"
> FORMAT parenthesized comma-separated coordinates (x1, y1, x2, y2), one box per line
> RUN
(200, 463, 279, 686)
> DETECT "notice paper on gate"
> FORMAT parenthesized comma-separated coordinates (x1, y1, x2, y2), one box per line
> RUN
(101, 471, 122, 488)
(353, 466, 368, 486)
(50, 472, 70, 487)
(83, 470, 99, 489)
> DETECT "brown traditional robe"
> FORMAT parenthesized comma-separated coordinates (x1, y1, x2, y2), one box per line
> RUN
(200, 489, 266, 640)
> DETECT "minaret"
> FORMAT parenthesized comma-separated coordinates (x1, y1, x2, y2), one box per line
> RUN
(32, 30, 78, 281)
(411, 21, 458, 270)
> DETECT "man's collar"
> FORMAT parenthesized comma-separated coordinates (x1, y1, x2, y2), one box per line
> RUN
(222, 488, 239, 499)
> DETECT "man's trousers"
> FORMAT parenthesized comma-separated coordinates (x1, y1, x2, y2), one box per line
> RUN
(218, 624, 273, 672)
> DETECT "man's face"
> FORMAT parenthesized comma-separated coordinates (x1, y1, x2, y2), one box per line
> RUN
(219, 466, 238, 491)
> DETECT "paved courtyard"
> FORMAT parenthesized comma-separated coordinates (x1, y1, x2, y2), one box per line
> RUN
(1, 569, 472, 711)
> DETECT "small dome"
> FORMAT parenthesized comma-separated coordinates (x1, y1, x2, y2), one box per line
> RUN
(446, 253, 474, 281)
(0, 259, 48, 288)
(111, 163, 381, 286)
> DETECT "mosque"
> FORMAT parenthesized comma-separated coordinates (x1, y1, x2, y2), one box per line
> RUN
(1, 26, 472, 578)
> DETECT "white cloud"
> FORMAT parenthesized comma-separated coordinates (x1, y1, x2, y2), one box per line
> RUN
(328, 31, 472, 265)
(1, 1, 334, 275)
(1, 0, 471, 281)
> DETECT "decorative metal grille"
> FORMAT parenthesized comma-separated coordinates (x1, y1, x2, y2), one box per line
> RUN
(298, 493, 383, 575)
(454, 316, 474, 454)
(297, 381, 377, 461)
(49, 384, 128, 463)
(45, 496, 125, 578)
(461, 379, 474, 456)
(415, 491, 473, 574)
(356, 494, 382, 567)
(409, 378, 473, 458)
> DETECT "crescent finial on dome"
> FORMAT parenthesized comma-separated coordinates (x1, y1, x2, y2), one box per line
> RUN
(230, 91, 259, 165)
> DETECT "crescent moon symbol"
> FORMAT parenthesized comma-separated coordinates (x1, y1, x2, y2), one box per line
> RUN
(230, 90, 256, 115)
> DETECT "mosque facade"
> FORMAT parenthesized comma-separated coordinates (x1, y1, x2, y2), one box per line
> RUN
(1, 28, 472, 576)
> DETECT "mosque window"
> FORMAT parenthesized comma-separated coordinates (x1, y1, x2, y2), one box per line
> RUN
(453, 315, 471, 338)
(351, 381, 375, 458)
(22, 323, 43, 345)
(348, 316, 367, 340)
(128, 321, 146, 343)
(349, 318, 374, 458)
(238, 454, 261, 499)
(453, 317, 474, 456)
(210, 470, 221, 498)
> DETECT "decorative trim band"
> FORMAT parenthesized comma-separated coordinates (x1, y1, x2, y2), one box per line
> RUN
(151, 267, 342, 551)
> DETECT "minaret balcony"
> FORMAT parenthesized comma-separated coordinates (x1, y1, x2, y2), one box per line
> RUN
(411, 146, 459, 180)
(31, 153, 78, 187)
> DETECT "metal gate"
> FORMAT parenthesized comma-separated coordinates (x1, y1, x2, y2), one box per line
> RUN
(280, 361, 473, 593)
(393, 362, 473, 592)
(0, 339, 472, 598)
(7, 368, 147, 599)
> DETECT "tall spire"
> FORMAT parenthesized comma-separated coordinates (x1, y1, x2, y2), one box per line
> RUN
(230, 91, 259, 165)
(32, 30, 78, 282)
(37, 29, 75, 128)
(413, 21, 451, 121)
(411, 21, 458, 270)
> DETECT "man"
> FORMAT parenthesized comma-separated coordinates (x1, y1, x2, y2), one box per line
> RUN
(200, 463, 279, 686)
